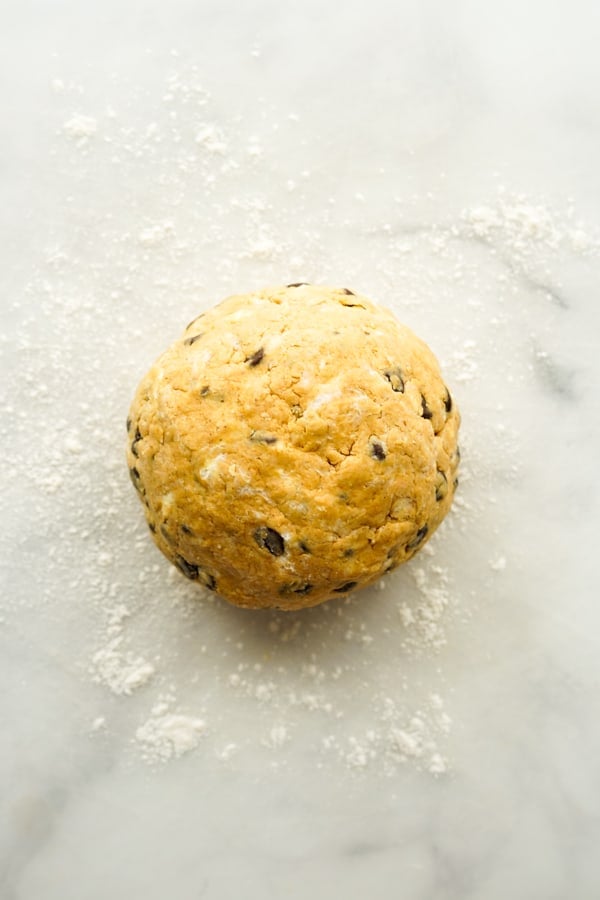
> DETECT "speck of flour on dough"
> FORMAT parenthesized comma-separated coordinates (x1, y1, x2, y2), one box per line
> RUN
(3, 60, 598, 776)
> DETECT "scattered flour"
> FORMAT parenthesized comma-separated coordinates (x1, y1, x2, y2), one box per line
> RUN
(89, 603, 155, 695)
(195, 123, 228, 154)
(90, 636, 155, 696)
(62, 114, 97, 143)
(216, 742, 239, 761)
(459, 192, 600, 258)
(136, 704, 206, 762)
(262, 724, 290, 750)
(394, 559, 454, 654)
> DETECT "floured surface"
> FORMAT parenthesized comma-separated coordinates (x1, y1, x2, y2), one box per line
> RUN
(2, 4, 600, 898)
(2, 62, 595, 773)
(1, 61, 597, 775)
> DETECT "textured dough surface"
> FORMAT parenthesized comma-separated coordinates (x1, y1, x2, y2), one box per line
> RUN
(126, 285, 460, 610)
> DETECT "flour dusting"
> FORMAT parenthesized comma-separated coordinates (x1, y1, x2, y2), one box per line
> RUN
(136, 706, 206, 762)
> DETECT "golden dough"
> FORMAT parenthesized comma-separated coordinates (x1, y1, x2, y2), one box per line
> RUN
(126, 285, 460, 610)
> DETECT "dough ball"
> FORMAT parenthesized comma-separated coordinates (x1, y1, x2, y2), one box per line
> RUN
(126, 284, 460, 610)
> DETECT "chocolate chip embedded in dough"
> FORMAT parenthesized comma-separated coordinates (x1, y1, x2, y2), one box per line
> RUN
(131, 427, 142, 458)
(280, 582, 313, 596)
(160, 524, 173, 544)
(298, 540, 311, 554)
(287, 282, 310, 287)
(406, 524, 429, 551)
(254, 526, 285, 557)
(333, 581, 358, 593)
(369, 438, 386, 461)
(444, 390, 453, 413)
(180, 524, 194, 535)
(129, 467, 144, 492)
(175, 556, 216, 590)
(384, 367, 405, 393)
(183, 333, 205, 346)
(185, 312, 205, 330)
(435, 470, 448, 502)
(421, 395, 433, 420)
(175, 555, 199, 580)
(341, 288, 355, 295)
(246, 347, 265, 367)
(198, 570, 217, 591)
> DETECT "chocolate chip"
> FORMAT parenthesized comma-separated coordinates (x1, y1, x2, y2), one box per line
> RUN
(184, 332, 204, 346)
(444, 390, 453, 413)
(370, 439, 386, 461)
(160, 524, 173, 544)
(131, 427, 142, 458)
(406, 524, 429, 551)
(343, 548, 355, 558)
(298, 540, 311, 554)
(333, 581, 358, 593)
(435, 470, 448, 502)
(384, 367, 405, 393)
(148, 522, 156, 533)
(198, 571, 216, 591)
(129, 467, 143, 492)
(254, 526, 285, 557)
(181, 524, 193, 535)
(421, 395, 433, 420)
(174, 555, 216, 589)
(185, 312, 205, 330)
(341, 288, 355, 295)
(175, 556, 199, 580)
(126, 416, 132, 433)
(246, 347, 265, 367)
(250, 431, 278, 444)
(280, 582, 313, 596)
(287, 282, 309, 287)
(200, 385, 210, 396)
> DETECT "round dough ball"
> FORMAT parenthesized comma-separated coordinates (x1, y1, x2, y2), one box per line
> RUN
(126, 284, 460, 610)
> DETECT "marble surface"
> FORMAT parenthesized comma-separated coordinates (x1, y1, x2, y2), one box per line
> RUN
(2, 1, 600, 898)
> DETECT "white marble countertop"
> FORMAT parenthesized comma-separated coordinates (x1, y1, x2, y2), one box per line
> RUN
(2, 1, 600, 898)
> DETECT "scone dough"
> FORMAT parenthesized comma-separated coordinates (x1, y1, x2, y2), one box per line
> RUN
(126, 285, 460, 610)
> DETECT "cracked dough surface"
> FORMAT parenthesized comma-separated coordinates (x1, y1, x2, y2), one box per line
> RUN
(126, 284, 460, 610)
